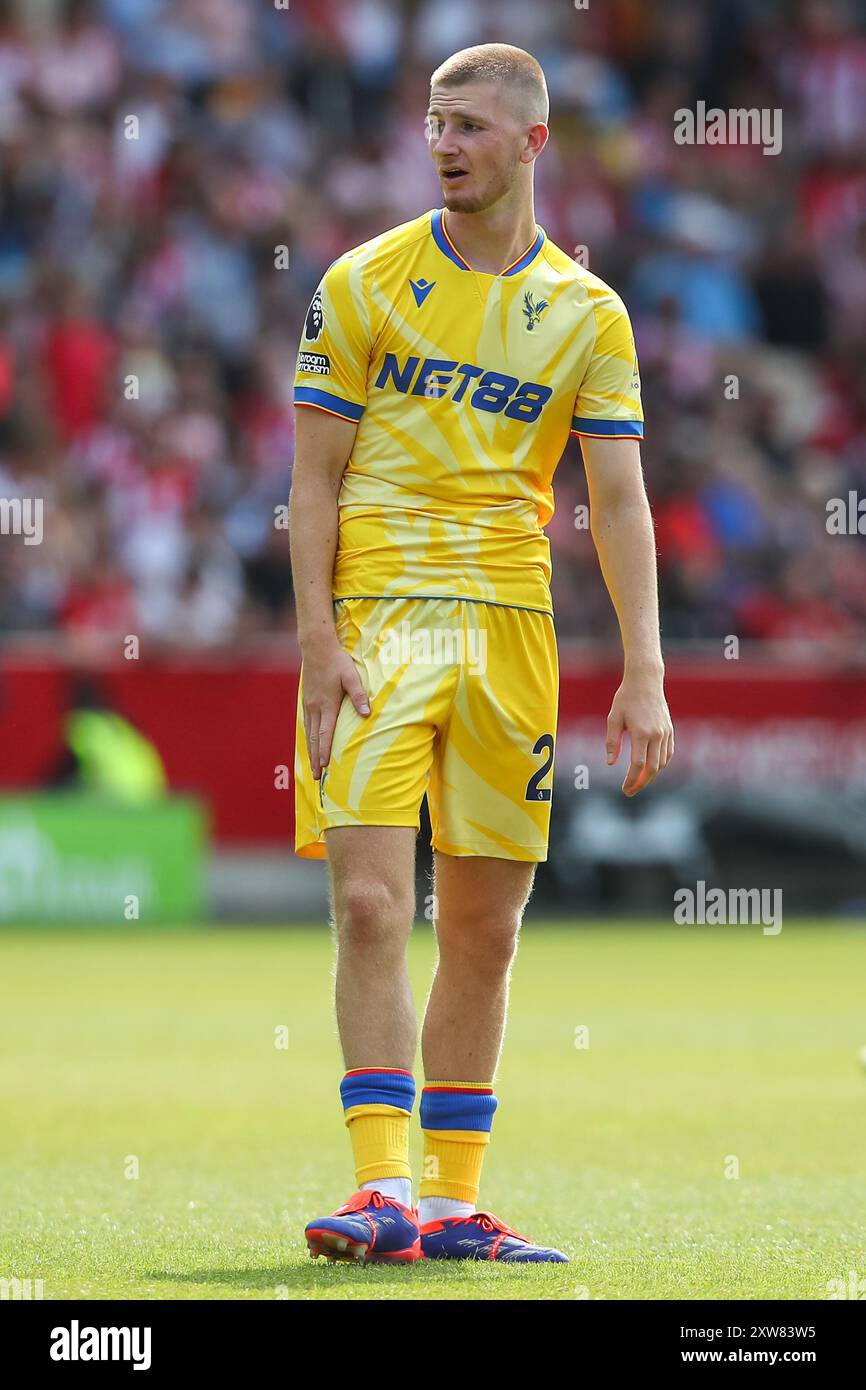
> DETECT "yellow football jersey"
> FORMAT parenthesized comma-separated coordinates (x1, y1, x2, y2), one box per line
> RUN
(294, 208, 643, 615)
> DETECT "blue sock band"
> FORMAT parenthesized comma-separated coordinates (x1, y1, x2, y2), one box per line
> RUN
(419, 1087, 498, 1132)
(340, 1068, 416, 1112)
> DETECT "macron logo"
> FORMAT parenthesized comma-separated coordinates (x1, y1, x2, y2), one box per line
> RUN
(409, 277, 435, 308)
(50, 1321, 152, 1371)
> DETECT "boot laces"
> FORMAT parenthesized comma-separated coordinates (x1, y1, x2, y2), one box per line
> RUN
(455, 1211, 527, 1240)
(339, 1190, 406, 1215)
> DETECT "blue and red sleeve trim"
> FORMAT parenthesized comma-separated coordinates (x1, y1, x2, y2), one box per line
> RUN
(570, 417, 643, 439)
(294, 386, 365, 422)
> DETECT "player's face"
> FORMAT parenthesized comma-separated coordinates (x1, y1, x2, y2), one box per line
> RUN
(426, 82, 527, 213)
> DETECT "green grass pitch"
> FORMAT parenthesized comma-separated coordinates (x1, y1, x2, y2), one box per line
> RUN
(1, 919, 865, 1301)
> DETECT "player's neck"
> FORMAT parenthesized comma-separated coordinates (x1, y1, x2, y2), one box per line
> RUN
(442, 200, 538, 276)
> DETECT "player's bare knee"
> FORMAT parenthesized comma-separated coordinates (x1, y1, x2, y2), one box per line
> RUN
(439, 912, 521, 974)
(334, 879, 412, 952)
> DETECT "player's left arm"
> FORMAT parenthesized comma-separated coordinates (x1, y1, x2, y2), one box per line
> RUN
(580, 436, 674, 795)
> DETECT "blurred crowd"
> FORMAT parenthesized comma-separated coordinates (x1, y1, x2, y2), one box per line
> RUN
(0, 0, 865, 657)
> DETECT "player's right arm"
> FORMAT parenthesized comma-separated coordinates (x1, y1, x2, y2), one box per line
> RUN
(291, 256, 375, 777)
(290, 405, 370, 780)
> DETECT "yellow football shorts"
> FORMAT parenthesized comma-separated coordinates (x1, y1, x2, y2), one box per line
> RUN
(294, 596, 558, 862)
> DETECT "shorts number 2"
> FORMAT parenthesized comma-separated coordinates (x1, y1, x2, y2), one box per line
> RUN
(525, 733, 554, 802)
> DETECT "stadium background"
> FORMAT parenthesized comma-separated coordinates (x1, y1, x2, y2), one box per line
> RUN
(0, 0, 865, 919)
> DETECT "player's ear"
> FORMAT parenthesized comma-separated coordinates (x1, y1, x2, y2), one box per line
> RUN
(522, 122, 548, 163)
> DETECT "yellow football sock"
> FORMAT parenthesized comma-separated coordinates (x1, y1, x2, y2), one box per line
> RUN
(419, 1081, 497, 1205)
(339, 1068, 416, 1187)
(420, 1128, 491, 1204)
(344, 1104, 412, 1185)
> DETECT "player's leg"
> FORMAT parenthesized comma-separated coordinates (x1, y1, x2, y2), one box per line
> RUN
(422, 852, 534, 1081)
(418, 600, 567, 1261)
(305, 824, 422, 1263)
(327, 825, 417, 1070)
(298, 598, 456, 1262)
(419, 849, 534, 1206)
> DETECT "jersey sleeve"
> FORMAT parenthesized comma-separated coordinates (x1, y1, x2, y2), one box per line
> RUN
(294, 254, 371, 423)
(571, 292, 644, 440)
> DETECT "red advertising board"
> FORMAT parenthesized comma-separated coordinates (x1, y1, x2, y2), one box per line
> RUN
(2, 652, 865, 843)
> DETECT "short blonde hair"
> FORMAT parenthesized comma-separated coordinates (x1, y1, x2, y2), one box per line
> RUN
(430, 43, 549, 126)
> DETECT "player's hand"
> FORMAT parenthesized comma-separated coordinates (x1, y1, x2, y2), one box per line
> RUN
(605, 670, 673, 796)
(301, 639, 370, 779)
